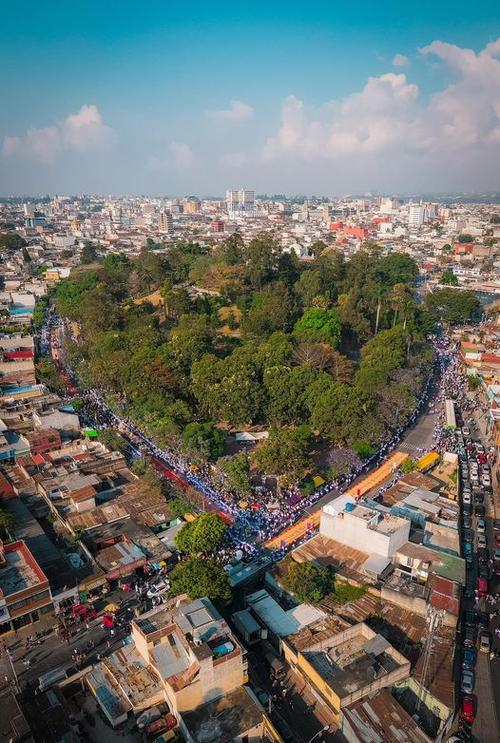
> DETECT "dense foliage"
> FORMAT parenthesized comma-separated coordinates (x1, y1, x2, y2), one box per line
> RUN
(168, 557, 231, 602)
(55, 237, 433, 482)
(281, 560, 333, 603)
(174, 512, 227, 553)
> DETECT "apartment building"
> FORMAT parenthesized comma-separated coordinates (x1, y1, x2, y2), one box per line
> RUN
(0, 539, 53, 633)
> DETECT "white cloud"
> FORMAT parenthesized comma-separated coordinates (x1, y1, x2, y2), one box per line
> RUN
(62, 104, 112, 151)
(263, 39, 500, 168)
(206, 100, 254, 123)
(220, 151, 248, 167)
(2, 105, 112, 163)
(392, 53, 409, 67)
(169, 141, 195, 170)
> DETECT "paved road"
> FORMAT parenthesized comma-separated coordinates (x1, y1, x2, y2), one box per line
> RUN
(0, 588, 140, 692)
(458, 407, 500, 743)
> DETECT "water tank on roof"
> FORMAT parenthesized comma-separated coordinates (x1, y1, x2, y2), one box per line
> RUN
(345, 502, 356, 512)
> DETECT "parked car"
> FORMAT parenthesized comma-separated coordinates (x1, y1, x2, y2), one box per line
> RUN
(460, 696, 475, 724)
(493, 519, 500, 531)
(494, 548, 500, 562)
(474, 493, 484, 505)
(477, 534, 487, 549)
(463, 493, 472, 505)
(464, 610, 476, 627)
(463, 503, 473, 516)
(479, 631, 491, 653)
(476, 519, 486, 534)
(476, 577, 488, 597)
(462, 516, 473, 529)
(462, 427, 471, 437)
(495, 533, 500, 548)
(462, 648, 476, 670)
(146, 580, 170, 599)
(460, 670, 475, 694)
(463, 626, 476, 647)
(478, 564, 490, 579)
(463, 529, 474, 543)
(477, 548, 489, 564)
(494, 561, 500, 576)
(475, 505, 486, 517)
(477, 612, 489, 629)
(482, 475, 491, 487)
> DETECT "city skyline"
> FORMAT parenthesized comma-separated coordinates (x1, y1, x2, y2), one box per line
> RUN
(1, 1, 500, 195)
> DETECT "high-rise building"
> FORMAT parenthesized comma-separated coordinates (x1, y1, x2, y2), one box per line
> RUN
(226, 188, 255, 216)
(183, 197, 201, 214)
(158, 210, 174, 235)
(408, 203, 426, 227)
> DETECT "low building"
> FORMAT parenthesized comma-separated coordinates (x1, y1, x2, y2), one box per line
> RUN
(320, 501, 410, 560)
(340, 688, 432, 743)
(0, 539, 53, 633)
(180, 686, 266, 743)
(25, 428, 61, 456)
(132, 596, 247, 716)
(282, 621, 410, 724)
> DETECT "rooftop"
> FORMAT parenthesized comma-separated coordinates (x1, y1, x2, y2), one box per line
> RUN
(103, 643, 161, 708)
(181, 686, 263, 743)
(302, 623, 409, 700)
(290, 534, 372, 585)
(245, 588, 326, 638)
(343, 689, 431, 743)
(0, 540, 47, 598)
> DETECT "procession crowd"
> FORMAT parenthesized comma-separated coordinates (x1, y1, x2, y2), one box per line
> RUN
(60, 325, 461, 557)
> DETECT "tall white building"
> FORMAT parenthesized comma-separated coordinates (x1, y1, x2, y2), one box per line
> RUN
(226, 188, 255, 216)
(408, 203, 426, 227)
(379, 197, 396, 214)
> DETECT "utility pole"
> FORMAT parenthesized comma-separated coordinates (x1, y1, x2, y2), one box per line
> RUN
(415, 605, 444, 714)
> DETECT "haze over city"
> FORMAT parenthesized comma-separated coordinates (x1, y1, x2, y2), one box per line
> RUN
(2, 4, 500, 743)
(1, 1, 500, 195)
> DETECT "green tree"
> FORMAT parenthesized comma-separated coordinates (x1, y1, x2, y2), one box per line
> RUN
(169, 557, 231, 602)
(182, 423, 226, 461)
(293, 308, 341, 347)
(174, 513, 227, 553)
(458, 234, 473, 243)
(0, 508, 14, 537)
(424, 288, 481, 325)
(253, 425, 312, 486)
(440, 270, 459, 286)
(0, 233, 27, 250)
(243, 232, 281, 288)
(168, 497, 191, 518)
(97, 429, 129, 455)
(219, 453, 252, 496)
(281, 560, 333, 604)
(400, 458, 417, 474)
(80, 241, 98, 264)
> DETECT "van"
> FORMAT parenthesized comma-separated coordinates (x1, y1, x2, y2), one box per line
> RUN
(37, 667, 68, 693)
(479, 632, 491, 653)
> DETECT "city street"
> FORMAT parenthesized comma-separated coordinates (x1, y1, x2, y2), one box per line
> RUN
(456, 403, 500, 743)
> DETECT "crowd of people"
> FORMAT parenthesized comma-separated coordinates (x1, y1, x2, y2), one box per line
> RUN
(47, 313, 463, 559)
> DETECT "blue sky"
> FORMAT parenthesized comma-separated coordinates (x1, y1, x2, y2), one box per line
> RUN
(1, 1, 500, 195)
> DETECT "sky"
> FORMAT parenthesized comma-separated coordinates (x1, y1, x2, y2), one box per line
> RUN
(1, 1, 500, 196)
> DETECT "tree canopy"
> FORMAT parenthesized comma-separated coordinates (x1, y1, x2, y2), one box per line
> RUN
(53, 235, 433, 481)
(168, 557, 231, 602)
(175, 512, 227, 554)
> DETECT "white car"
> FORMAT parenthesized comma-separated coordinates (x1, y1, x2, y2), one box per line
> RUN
(477, 535, 487, 549)
(482, 474, 491, 486)
(146, 581, 170, 599)
(463, 493, 472, 505)
(477, 519, 486, 534)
